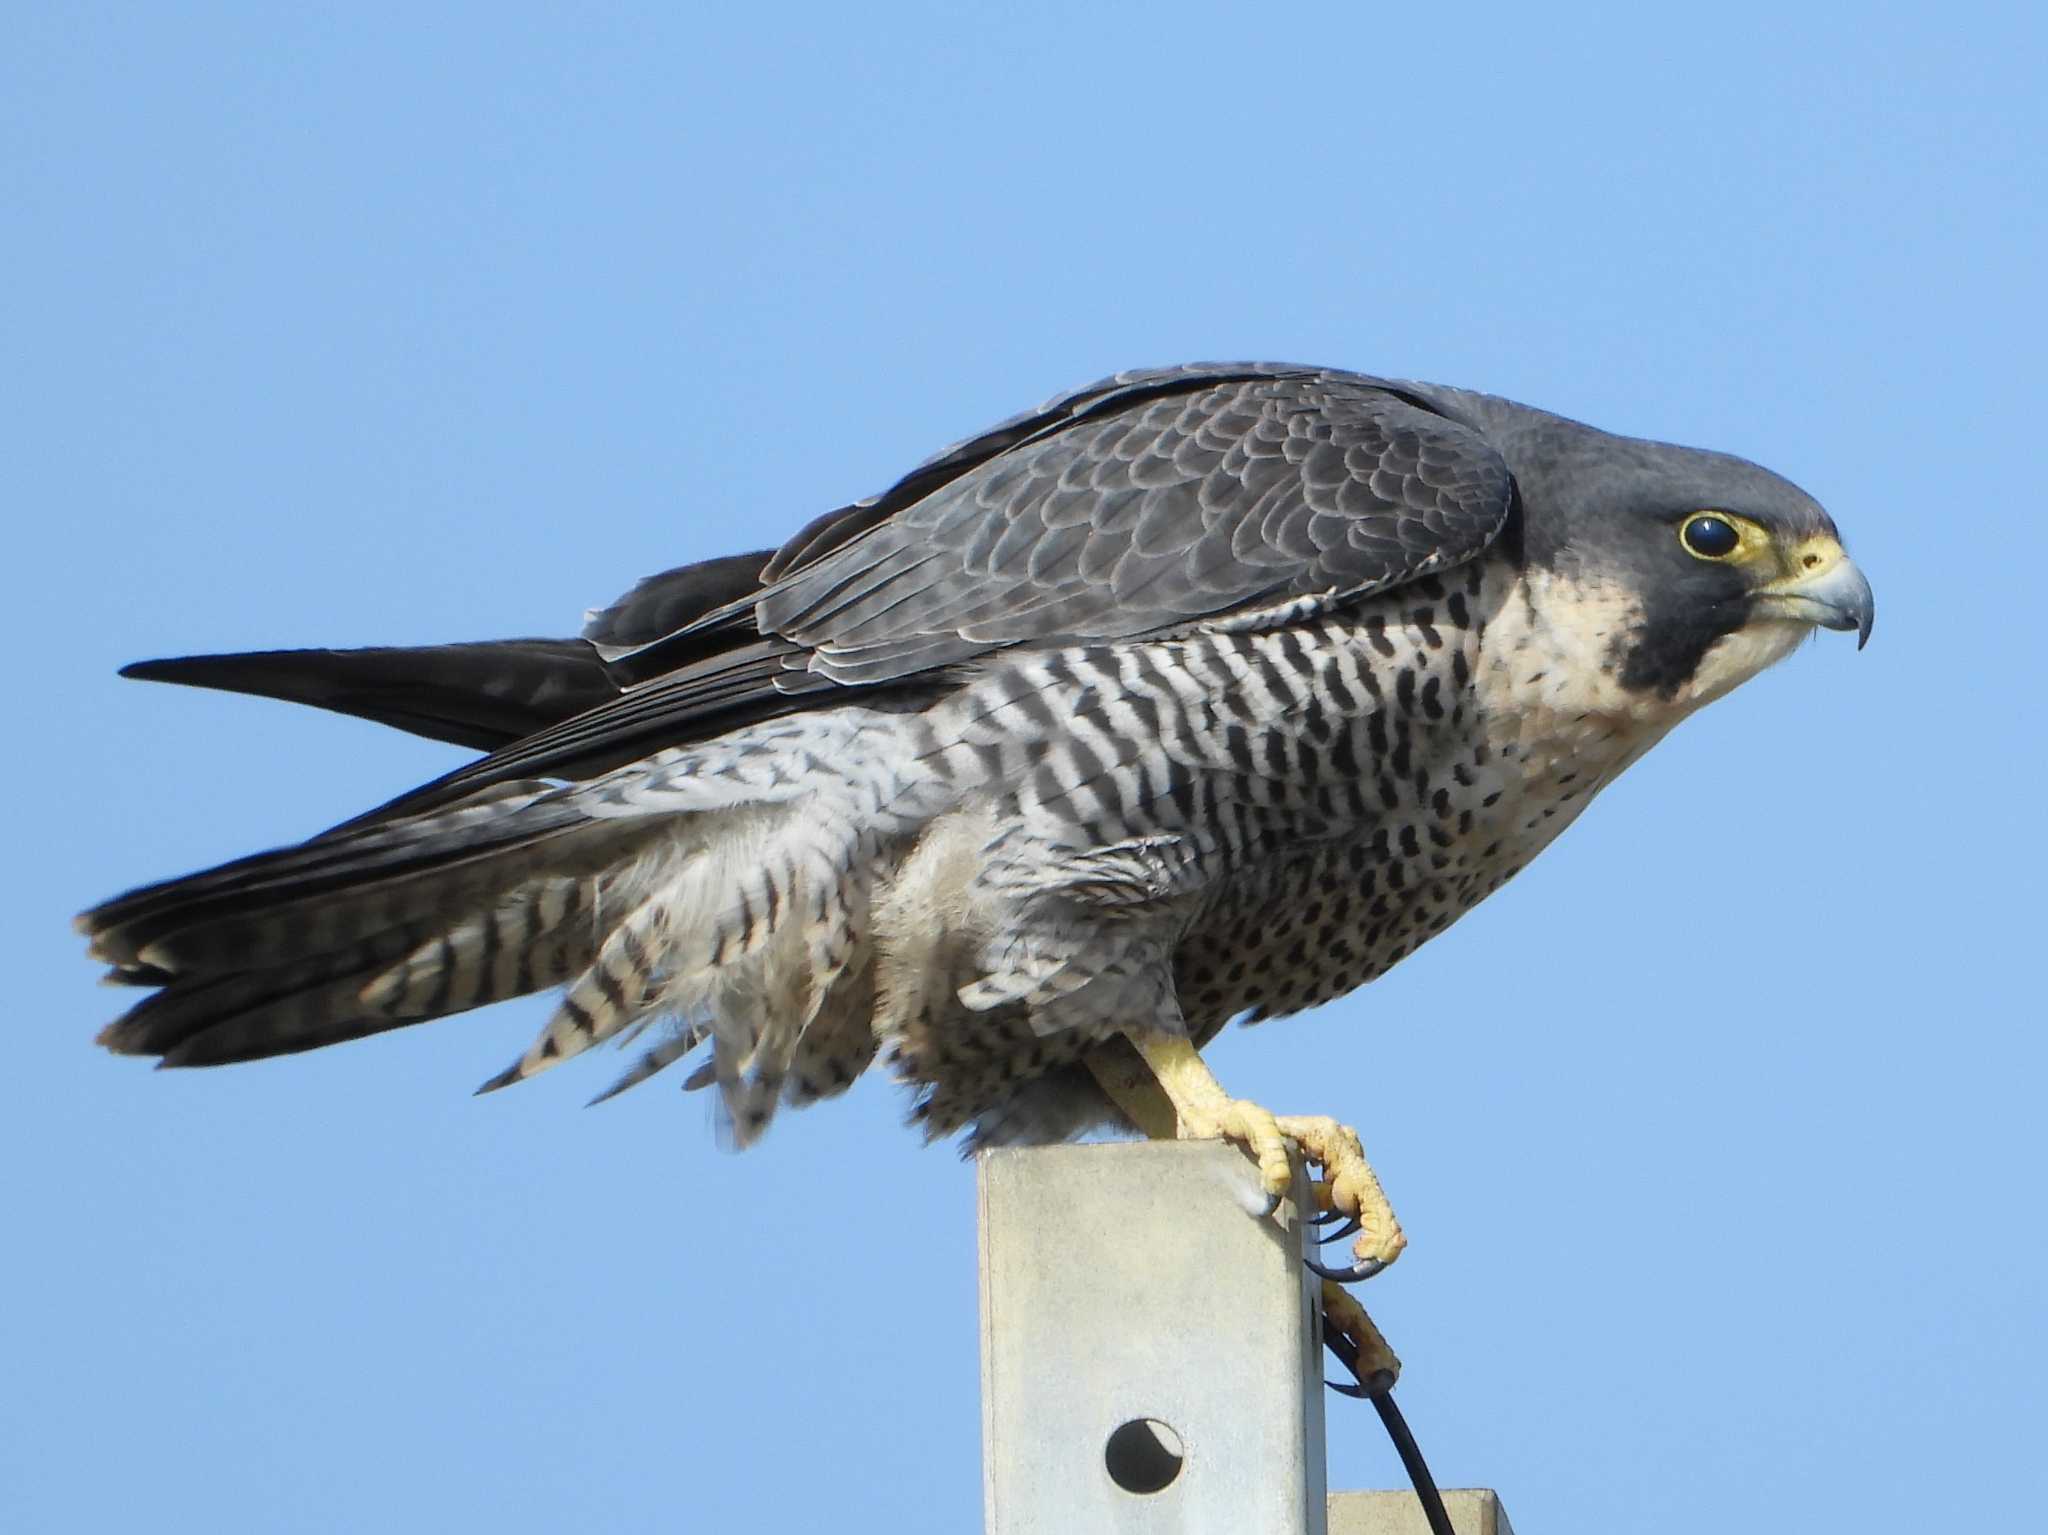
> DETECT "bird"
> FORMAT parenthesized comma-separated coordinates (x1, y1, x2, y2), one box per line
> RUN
(79, 361, 1872, 1317)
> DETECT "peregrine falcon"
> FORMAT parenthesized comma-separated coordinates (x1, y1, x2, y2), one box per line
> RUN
(80, 363, 1871, 1327)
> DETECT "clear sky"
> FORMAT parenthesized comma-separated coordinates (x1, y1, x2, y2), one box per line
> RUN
(6, 5, 2042, 1532)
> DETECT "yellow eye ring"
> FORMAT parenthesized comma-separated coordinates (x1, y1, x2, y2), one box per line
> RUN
(1680, 513, 1744, 561)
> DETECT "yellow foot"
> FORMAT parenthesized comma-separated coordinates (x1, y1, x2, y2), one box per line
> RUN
(1078, 1031, 1408, 1279)
(1321, 1280, 1400, 1393)
(1278, 1113, 1406, 1279)
(1171, 1098, 1405, 1278)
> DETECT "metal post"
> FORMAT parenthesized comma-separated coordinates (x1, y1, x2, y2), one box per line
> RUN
(978, 1140, 1327, 1534)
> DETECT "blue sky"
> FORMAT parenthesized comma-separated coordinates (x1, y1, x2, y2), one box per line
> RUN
(6, 5, 2042, 1531)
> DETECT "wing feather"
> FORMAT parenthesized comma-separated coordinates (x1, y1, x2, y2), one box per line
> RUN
(750, 370, 1513, 676)
(328, 365, 1514, 817)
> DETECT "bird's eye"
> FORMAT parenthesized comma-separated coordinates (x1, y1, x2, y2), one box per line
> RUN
(1680, 514, 1742, 560)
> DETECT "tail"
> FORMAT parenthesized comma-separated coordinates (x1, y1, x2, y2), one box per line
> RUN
(83, 781, 652, 1068)
(82, 710, 923, 1142)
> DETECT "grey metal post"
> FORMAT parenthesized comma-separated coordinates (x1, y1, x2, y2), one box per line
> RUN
(978, 1140, 1328, 1535)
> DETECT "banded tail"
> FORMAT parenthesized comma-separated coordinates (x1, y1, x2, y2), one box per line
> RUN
(79, 694, 962, 1144)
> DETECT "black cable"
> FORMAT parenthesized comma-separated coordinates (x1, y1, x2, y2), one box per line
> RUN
(1368, 1389, 1455, 1535)
(1321, 1317, 1455, 1535)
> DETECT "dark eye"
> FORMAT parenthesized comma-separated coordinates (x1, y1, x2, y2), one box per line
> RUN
(1680, 514, 1741, 560)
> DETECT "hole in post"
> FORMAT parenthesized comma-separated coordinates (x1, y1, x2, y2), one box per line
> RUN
(1104, 1418, 1184, 1494)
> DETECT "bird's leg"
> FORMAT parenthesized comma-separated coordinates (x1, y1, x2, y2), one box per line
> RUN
(1083, 1032, 1405, 1391)
(1081, 1032, 1188, 1140)
(1083, 1030, 1407, 1279)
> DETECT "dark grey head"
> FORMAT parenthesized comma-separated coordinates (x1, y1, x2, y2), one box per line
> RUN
(1408, 383, 1873, 704)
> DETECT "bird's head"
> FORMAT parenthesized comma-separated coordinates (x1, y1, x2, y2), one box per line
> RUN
(1476, 406, 1874, 716)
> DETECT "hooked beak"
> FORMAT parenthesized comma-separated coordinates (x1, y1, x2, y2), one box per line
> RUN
(1753, 540, 1875, 649)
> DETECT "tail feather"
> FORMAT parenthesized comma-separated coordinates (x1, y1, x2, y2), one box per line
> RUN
(83, 786, 615, 972)
(82, 700, 947, 1136)
(150, 902, 601, 1070)
(162, 961, 438, 1067)
(80, 780, 669, 1071)
(97, 927, 425, 1059)
(477, 892, 678, 1091)
(358, 876, 595, 1017)
(586, 1022, 710, 1106)
(99, 961, 175, 988)
(81, 779, 552, 942)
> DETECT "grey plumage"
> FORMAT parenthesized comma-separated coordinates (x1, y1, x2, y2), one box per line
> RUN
(81, 362, 1873, 1147)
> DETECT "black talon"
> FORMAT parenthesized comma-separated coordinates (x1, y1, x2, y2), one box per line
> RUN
(1306, 1255, 1388, 1284)
(1309, 1207, 1350, 1227)
(1316, 1216, 1362, 1245)
(1325, 1370, 1397, 1398)
(1319, 1317, 1396, 1398)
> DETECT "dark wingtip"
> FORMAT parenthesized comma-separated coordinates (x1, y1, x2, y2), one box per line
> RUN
(120, 655, 212, 684)
(115, 641, 624, 754)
